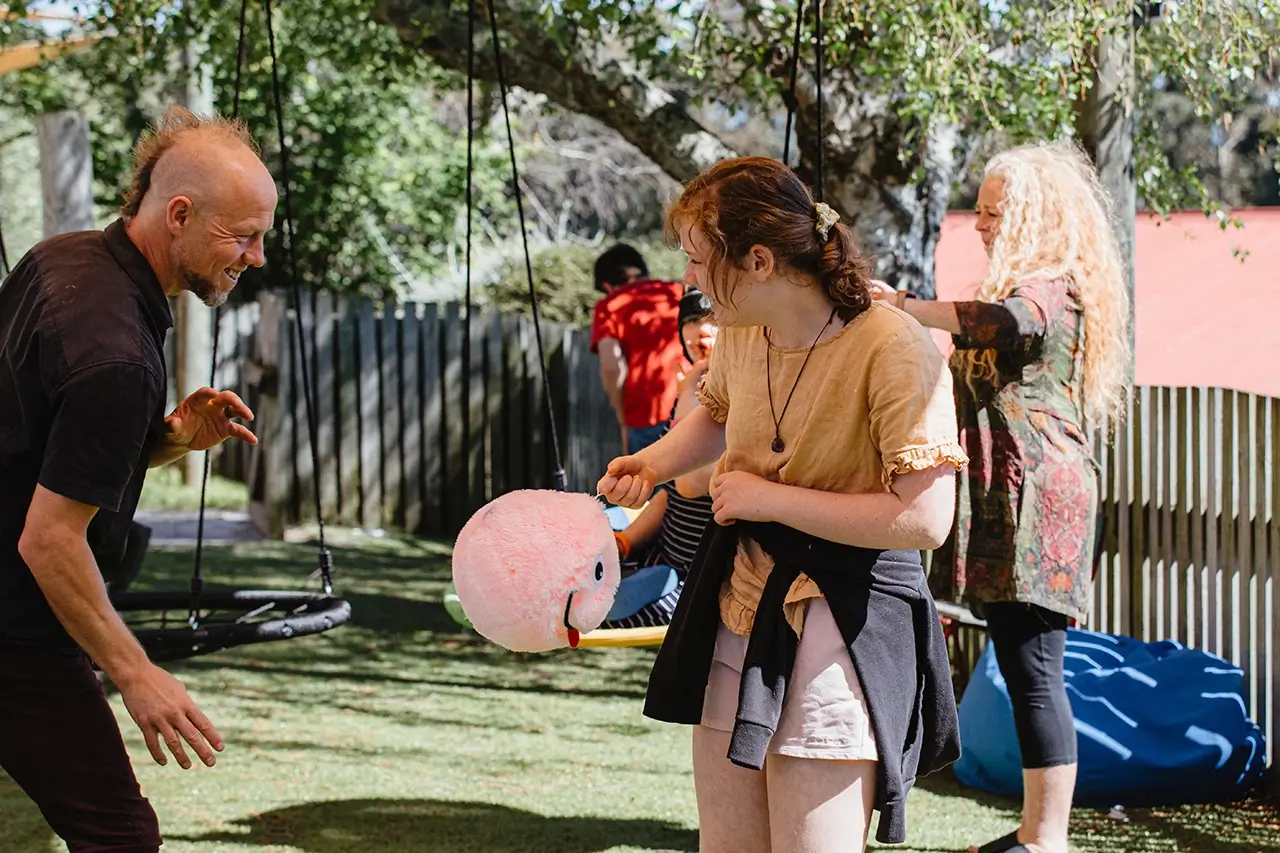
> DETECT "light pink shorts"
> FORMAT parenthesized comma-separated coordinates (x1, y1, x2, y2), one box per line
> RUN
(700, 597, 879, 761)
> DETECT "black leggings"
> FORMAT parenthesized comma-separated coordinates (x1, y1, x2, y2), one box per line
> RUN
(984, 602, 1077, 769)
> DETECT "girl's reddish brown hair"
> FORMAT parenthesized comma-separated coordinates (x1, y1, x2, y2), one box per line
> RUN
(663, 156, 872, 322)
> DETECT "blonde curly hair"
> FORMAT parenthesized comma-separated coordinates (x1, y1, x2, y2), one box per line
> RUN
(956, 140, 1133, 428)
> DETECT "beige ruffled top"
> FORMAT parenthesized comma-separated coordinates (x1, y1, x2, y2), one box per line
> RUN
(697, 301, 968, 638)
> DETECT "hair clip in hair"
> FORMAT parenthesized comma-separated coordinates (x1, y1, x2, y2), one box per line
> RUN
(814, 202, 840, 240)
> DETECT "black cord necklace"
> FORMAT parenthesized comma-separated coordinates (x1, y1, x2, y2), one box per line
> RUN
(765, 306, 838, 453)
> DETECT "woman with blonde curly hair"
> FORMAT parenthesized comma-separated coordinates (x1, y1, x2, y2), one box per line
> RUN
(872, 140, 1132, 853)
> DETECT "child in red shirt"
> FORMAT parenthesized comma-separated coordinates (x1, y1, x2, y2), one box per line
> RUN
(589, 244, 686, 453)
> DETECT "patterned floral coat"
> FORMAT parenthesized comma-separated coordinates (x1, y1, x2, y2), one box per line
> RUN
(930, 275, 1099, 623)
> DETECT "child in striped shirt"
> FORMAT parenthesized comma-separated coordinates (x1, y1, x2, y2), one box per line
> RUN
(603, 289, 718, 628)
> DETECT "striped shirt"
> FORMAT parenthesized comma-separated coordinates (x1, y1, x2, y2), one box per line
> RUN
(654, 485, 715, 573)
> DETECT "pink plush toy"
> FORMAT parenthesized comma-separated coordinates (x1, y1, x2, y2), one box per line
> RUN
(451, 489, 621, 651)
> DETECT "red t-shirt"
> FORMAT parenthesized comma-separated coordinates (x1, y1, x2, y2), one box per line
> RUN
(589, 279, 686, 429)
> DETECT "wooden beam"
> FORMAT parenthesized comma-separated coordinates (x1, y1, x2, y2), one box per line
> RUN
(1, 5, 89, 23)
(0, 33, 104, 76)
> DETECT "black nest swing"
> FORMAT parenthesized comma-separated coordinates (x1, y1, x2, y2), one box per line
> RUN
(107, 0, 351, 662)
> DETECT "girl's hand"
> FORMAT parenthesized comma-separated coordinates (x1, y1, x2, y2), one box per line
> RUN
(710, 471, 781, 525)
(597, 456, 658, 508)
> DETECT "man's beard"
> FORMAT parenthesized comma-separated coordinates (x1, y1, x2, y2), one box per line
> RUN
(181, 267, 229, 308)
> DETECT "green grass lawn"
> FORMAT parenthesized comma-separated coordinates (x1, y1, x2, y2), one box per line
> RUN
(2, 526, 1278, 852)
(136, 465, 250, 511)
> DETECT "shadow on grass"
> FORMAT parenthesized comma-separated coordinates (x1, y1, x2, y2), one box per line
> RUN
(171, 654, 655, 702)
(916, 768, 1280, 853)
(175, 798, 698, 853)
(137, 541, 444, 595)
(342, 590, 459, 635)
(0, 774, 54, 852)
(1076, 799, 1280, 853)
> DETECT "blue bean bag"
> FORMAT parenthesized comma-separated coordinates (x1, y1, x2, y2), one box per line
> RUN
(954, 627, 1267, 806)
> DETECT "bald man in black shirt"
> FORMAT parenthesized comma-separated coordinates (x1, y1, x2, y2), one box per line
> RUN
(0, 105, 275, 852)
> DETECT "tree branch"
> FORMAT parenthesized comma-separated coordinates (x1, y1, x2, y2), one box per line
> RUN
(0, 129, 34, 149)
(371, 0, 736, 181)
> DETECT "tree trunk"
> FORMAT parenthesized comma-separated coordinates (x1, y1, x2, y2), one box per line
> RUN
(372, 0, 735, 181)
(1075, 7, 1136, 365)
(789, 78, 963, 299)
(34, 110, 94, 237)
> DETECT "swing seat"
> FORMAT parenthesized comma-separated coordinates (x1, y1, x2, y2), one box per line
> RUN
(443, 587, 473, 629)
(111, 588, 353, 663)
(578, 624, 667, 648)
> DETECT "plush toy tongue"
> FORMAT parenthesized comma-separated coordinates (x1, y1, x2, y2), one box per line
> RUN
(563, 595, 580, 648)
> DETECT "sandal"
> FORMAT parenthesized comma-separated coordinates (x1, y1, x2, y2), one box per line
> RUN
(972, 831, 1025, 853)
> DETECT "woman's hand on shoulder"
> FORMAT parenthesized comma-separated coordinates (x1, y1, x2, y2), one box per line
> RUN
(868, 279, 894, 299)
(597, 456, 658, 508)
(868, 280, 906, 308)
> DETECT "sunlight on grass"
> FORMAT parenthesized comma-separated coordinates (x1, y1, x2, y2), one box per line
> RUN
(1, 531, 1276, 852)
(139, 464, 248, 512)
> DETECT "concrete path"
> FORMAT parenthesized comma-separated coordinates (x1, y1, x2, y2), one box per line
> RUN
(134, 509, 264, 545)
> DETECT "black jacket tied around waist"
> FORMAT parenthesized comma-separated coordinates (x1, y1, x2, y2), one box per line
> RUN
(642, 520, 961, 845)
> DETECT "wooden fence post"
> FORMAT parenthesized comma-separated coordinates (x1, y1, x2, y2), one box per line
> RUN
(246, 292, 291, 537)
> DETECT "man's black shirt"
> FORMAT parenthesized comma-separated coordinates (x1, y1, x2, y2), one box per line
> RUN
(0, 219, 173, 648)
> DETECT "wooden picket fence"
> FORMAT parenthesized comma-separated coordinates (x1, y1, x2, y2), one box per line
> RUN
(205, 290, 1279, 770)
(209, 290, 618, 540)
(1088, 387, 1278, 771)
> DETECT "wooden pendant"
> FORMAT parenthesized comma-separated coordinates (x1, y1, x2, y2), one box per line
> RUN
(771, 436, 785, 453)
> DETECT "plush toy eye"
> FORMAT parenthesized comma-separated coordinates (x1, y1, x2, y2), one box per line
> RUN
(592, 560, 605, 586)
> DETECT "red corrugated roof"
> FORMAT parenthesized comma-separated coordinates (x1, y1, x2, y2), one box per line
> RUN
(933, 208, 1280, 398)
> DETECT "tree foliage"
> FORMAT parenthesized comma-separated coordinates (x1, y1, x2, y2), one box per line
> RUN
(624, 0, 1280, 216)
(1, 0, 531, 298)
(369, 0, 1279, 299)
(4, 1, 1278, 305)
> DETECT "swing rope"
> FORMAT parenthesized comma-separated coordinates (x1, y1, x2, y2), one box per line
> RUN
(0, 216, 10, 276)
(453, 0, 823, 498)
(188, 0, 250, 622)
(191, 0, 334, 631)
(782, 0, 825, 201)
(462, 0, 476, 504)
(262, 0, 334, 591)
(464, 0, 567, 492)
(443, 0, 832, 651)
(781, 1, 804, 166)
